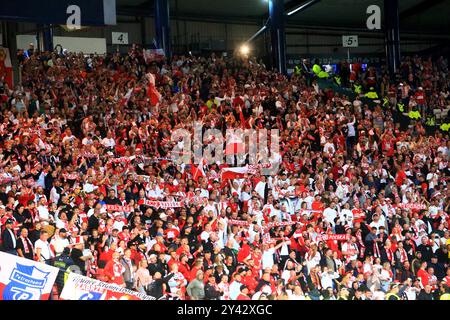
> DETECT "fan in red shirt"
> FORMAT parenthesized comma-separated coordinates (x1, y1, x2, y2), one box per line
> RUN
(177, 254, 191, 282)
(103, 251, 125, 286)
(416, 261, 429, 287)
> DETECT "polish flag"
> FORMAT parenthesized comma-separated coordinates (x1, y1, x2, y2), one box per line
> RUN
(221, 166, 249, 181)
(191, 158, 207, 182)
(146, 73, 161, 106)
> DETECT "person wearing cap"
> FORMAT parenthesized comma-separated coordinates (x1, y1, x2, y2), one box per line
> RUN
(1, 218, 17, 255)
(50, 228, 70, 257)
(385, 282, 403, 300)
(204, 272, 222, 300)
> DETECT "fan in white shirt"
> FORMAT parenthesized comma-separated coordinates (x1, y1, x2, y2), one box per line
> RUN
(36, 199, 52, 226)
(339, 203, 354, 227)
(323, 203, 338, 227)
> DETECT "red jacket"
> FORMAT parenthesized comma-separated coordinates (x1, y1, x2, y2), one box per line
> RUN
(104, 260, 125, 285)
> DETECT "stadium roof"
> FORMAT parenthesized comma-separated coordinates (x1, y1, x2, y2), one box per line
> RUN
(116, 0, 450, 35)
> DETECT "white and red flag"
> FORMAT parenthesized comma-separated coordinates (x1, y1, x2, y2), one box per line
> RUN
(191, 158, 207, 182)
(221, 166, 249, 181)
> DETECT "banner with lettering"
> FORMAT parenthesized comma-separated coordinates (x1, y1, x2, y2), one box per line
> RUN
(0, 252, 59, 300)
(228, 219, 250, 227)
(316, 234, 350, 242)
(60, 273, 155, 300)
(140, 199, 183, 209)
(104, 204, 133, 213)
(396, 203, 427, 211)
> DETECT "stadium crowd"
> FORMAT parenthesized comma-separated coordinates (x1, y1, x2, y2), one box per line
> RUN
(0, 44, 449, 300)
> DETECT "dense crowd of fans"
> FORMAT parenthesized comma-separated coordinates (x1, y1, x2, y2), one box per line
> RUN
(0, 44, 449, 300)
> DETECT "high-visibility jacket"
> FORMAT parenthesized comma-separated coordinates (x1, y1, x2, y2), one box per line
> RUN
(425, 116, 436, 126)
(440, 123, 450, 131)
(397, 102, 405, 112)
(383, 97, 389, 107)
(440, 293, 450, 300)
(294, 65, 302, 75)
(408, 110, 421, 120)
(385, 293, 400, 300)
(312, 64, 329, 78)
(334, 76, 342, 86)
(353, 84, 362, 94)
(365, 90, 378, 99)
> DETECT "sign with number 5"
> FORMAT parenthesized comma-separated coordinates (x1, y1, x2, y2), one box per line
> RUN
(342, 35, 358, 48)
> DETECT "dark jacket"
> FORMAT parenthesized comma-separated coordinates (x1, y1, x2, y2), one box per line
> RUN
(417, 290, 434, 300)
(204, 282, 221, 300)
(1, 227, 17, 252)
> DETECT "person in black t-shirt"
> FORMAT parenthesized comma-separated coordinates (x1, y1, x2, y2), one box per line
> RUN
(16, 227, 35, 260)
(70, 238, 92, 275)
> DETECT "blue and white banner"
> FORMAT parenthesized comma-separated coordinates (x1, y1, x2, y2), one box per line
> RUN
(60, 273, 155, 300)
(0, 252, 59, 300)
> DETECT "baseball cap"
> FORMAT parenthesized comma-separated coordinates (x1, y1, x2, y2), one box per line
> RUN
(60, 228, 67, 233)
(5, 218, 14, 224)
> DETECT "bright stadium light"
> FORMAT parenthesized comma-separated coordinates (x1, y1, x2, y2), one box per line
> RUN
(240, 44, 250, 56)
(287, 0, 317, 16)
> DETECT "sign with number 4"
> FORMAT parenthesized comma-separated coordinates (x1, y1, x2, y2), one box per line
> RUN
(342, 35, 358, 48)
(112, 32, 129, 45)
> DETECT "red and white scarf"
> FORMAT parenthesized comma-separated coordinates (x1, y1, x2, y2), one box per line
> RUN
(398, 248, 408, 264)
(386, 247, 394, 264)
(356, 230, 366, 258)
(20, 236, 33, 254)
